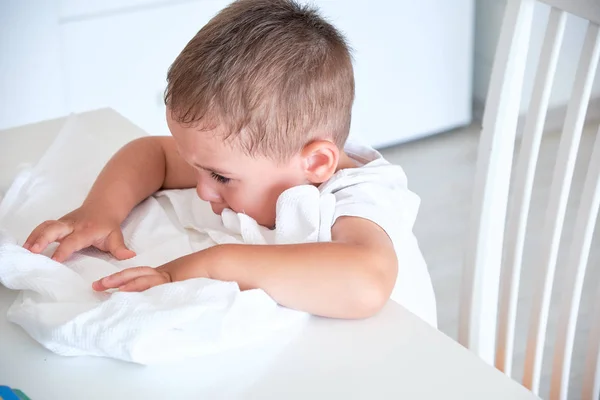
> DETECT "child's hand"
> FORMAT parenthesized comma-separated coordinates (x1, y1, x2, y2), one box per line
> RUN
(23, 206, 136, 263)
(92, 266, 172, 292)
(92, 251, 216, 292)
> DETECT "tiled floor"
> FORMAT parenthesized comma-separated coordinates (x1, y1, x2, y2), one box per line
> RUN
(381, 121, 600, 400)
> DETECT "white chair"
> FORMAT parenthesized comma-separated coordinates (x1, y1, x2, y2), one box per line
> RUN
(459, 0, 600, 399)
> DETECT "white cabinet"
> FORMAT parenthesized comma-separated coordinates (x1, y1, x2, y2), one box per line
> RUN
(0, 0, 66, 130)
(61, 1, 232, 136)
(3, 0, 474, 147)
(58, 0, 172, 20)
(315, 1, 474, 147)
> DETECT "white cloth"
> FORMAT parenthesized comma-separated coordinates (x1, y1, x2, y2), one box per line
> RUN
(321, 142, 438, 328)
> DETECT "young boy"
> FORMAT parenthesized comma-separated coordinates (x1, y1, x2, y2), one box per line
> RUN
(23, 0, 436, 323)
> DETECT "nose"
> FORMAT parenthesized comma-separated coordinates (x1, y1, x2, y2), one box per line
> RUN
(195, 181, 222, 203)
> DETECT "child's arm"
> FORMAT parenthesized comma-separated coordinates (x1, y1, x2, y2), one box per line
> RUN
(94, 216, 398, 319)
(24, 137, 196, 261)
(76, 136, 197, 222)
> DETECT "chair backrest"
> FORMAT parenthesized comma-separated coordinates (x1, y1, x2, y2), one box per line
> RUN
(459, 0, 600, 399)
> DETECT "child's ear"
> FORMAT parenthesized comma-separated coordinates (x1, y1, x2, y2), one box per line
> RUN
(301, 140, 340, 184)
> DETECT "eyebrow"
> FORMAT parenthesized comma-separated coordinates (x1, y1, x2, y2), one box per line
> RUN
(173, 145, 233, 176)
(192, 162, 232, 176)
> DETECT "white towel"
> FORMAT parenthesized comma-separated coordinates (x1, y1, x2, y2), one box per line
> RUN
(0, 113, 340, 364)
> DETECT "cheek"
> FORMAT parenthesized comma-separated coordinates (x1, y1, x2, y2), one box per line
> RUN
(221, 188, 256, 213)
(222, 186, 269, 214)
(228, 181, 298, 225)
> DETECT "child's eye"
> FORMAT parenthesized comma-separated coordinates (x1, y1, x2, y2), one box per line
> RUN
(210, 172, 231, 184)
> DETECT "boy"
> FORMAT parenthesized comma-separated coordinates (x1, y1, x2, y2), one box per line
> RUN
(23, 0, 436, 323)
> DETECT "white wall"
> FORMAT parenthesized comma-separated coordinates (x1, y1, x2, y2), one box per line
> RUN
(0, 0, 66, 129)
(474, 0, 600, 115)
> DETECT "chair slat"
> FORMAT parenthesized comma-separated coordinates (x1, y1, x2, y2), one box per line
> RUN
(549, 125, 600, 400)
(523, 22, 600, 394)
(538, 0, 600, 26)
(582, 282, 600, 400)
(495, 7, 567, 378)
(459, 0, 535, 364)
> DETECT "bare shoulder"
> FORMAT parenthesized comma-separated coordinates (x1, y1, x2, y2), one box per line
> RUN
(153, 136, 197, 190)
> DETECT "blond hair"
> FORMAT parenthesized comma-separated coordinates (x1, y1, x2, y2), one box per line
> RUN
(164, 0, 354, 160)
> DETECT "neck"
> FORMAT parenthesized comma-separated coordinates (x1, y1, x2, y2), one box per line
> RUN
(335, 151, 356, 172)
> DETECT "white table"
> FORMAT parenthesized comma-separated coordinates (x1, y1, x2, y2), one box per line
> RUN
(0, 287, 538, 400)
(0, 111, 538, 399)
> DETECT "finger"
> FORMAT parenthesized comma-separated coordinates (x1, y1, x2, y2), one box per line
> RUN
(92, 267, 155, 291)
(23, 220, 55, 250)
(118, 274, 168, 292)
(25, 221, 73, 254)
(51, 232, 96, 263)
(105, 230, 136, 260)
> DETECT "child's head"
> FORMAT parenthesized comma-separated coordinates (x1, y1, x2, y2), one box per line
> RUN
(165, 0, 354, 227)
